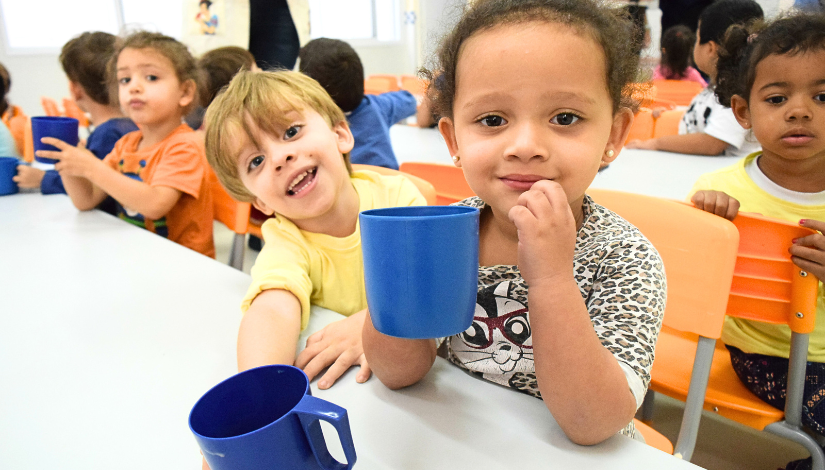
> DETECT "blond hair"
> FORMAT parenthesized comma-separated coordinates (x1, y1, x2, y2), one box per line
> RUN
(204, 70, 349, 202)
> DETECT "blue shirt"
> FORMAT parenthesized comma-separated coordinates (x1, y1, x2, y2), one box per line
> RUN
(347, 91, 417, 170)
(41, 118, 138, 198)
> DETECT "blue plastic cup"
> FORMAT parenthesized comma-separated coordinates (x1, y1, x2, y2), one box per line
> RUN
(189, 365, 356, 470)
(0, 157, 19, 196)
(31, 116, 79, 164)
(360, 205, 480, 338)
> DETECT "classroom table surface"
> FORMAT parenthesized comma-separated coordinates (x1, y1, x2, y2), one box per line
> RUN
(390, 124, 744, 200)
(1, 193, 703, 469)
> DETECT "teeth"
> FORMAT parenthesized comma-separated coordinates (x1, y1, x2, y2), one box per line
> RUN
(287, 168, 316, 194)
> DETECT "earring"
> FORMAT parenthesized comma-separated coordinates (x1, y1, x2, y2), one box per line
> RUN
(451, 155, 460, 164)
(605, 149, 615, 158)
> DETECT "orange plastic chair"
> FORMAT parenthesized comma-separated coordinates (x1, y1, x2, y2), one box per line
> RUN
(364, 75, 399, 96)
(351, 164, 437, 206)
(398, 162, 475, 205)
(587, 189, 740, 461)
(626, 107, 655, 143)
(634, 419, 674, 454)
(62, 98, 90, 128)
(2, 105, 29, 159)
(41, 97, 63, 117)
(653, 109, 685, 138)
(400, 75, 427, 97)
(208, 168, 251, 270)
(22, 117, 34, 162)
(651, 80, 704, 107)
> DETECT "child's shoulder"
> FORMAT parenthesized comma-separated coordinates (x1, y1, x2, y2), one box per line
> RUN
(581, 196, 659, 253)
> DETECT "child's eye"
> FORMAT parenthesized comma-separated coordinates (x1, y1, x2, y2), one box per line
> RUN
(478, 115, 506, 127)
(146, 75, 158, 82)
(118, 77, 130, 85)
(248, 155, 264, 171)
(551, 113, 580, 126)
(765, 96, 786, 105)
(284, 126, 301, 139)
(815, 92, 825, 103)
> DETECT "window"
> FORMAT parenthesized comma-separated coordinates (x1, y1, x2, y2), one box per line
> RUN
(121, 0, 182, 39)
(309, 0, 400, 43)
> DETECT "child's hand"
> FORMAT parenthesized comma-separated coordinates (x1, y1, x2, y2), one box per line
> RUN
(624, 139, 657, 150)
(36, 138, 102, 179)
(508, 179, 577, 285)
(651, 107, 667, 119)
(12, 165, 45, 189)
(691, 190, 740, 221)
(790, 219, 825, 281)
(294, 309, 371, 389)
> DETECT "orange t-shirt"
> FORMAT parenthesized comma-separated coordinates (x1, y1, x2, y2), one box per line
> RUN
(103, 124, 215, 258)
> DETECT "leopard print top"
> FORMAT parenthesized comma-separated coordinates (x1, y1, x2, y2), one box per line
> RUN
(444, 196, 666, 439)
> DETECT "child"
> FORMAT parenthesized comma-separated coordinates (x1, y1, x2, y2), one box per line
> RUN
(0, 63, 19, 158)
(14, 32, 138, 209)
(185, 46, 257, 132)
(298, 38, 417, 170)
(36, 31, 215, 258)
(652, 25, 707, 86)
(626, 0, 763, 156)
(689, 13, 825, 470)
(362, 0, 667, 445)
(203, 70, 426, 388)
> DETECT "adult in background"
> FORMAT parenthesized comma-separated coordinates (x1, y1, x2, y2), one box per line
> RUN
(248, 0, 309, 70)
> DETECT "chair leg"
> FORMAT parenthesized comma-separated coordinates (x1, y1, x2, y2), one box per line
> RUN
(765, 332, 825, 470)
(639, 390, 655, 422)
(229, 233, 245, 271)
(673, 336, 716, 461)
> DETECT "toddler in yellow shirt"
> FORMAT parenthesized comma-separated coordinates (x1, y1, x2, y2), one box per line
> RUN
(204, 70, 426, 388)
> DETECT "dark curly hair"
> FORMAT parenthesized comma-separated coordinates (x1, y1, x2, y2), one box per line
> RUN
(660, 25, 695, 80)
(715, 12, 825, 107)
(424, 0, 642, 119)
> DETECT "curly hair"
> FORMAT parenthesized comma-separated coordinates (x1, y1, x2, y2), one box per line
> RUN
(715, 12, 825, 107)
(108, 31, 201, 114)
(424, 0, 642, 119)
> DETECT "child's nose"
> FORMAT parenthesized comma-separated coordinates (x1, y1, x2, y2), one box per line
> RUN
(786, 97, 813, 121)
(505, 122, 548, 161)
(273, 154, 294, 173)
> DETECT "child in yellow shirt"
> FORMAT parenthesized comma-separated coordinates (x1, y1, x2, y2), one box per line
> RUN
(204, 70, 426, 388)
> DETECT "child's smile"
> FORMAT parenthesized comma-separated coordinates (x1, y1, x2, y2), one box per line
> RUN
(286, 166, 318, 196)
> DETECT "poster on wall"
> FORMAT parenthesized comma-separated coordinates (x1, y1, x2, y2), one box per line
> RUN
(181, 0, 250, 57)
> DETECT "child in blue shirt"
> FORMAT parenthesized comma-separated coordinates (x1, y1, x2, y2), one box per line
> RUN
(298, 38, 416, 170)
(14, 32, 137, 210)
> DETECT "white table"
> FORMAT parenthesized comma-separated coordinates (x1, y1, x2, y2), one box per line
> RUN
(1, 193, 702, 469)
(390, 124, 742, 200)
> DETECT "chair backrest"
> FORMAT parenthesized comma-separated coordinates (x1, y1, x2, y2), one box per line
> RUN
(364, 75, 399, 95)
(728, 213, 819, 333)
(626, 107, 655, 143)
(351, 164, 437, 206)
(41, 97, 63, 117)
(2, 105, 29, 159)
(62, 98, 90, 128)
(398, 162, 475, 205)
(653, 109, 685, 138)
(400, 75, 427, 97)
(207, 167, 251, 235)
(587, 189, 739, 339)
(651, 80, 704, 107)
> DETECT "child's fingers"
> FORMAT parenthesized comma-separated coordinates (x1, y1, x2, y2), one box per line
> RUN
(356, 356, 372, 383)
(793, 233, 825, 250)
(35, 150, 63, 160)
(790, 244, 825, 267)
(39, 137, 70, 149)
(790, 255, 825, 279)
(300, 347, 341, 382)
(294, 340, 324, 369)
(317, 350, 360, 390)
(800, 219, 825, 234)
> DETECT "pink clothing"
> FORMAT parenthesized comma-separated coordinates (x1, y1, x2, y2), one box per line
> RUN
(652, 65, 707, 86)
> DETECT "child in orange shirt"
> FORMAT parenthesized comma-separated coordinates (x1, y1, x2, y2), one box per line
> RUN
(37, 32, 215, 257)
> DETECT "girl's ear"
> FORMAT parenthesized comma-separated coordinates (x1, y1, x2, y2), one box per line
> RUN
(68, 81, 85, 102)
(178, 79, 197, 109)
(438, 117, 460, 167)
(252, 197, 274, 216)
(333, 119, 355, 154)
(605, 108, 634, 161)
(731, 95, 752, 129)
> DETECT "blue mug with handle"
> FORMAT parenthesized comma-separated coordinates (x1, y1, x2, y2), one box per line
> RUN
(360, 205, 480, 338)
(31, 116, 79, 164)
(189, 365, 356, 470)
(0, 157, 19, 195)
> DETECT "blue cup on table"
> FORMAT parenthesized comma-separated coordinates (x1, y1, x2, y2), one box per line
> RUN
(189, 364, 356, 470)
(360, 205, 480, 338)
(0, 156, 19, 196)
(31, 116, 79, 164)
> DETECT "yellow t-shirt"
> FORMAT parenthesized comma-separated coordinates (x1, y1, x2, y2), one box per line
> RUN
(240, 170, 427, 330)
(689, 152, 825, 360)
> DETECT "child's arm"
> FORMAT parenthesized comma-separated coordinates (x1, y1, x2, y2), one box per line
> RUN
(510, 180, 638, 445)
(362, 312, 438, 390)
(237, 289, 303, 370)
(625, 132, 729, 155)
(39, 137, 181, 217)
(691, 190, 740, 220)
(13, 165, 45, 189)
(789, 219, 825, 281)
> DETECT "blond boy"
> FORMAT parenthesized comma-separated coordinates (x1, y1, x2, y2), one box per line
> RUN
(205, 71, 426, 388)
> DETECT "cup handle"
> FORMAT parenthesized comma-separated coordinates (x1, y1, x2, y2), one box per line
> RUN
(294, 395, 357, 470)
